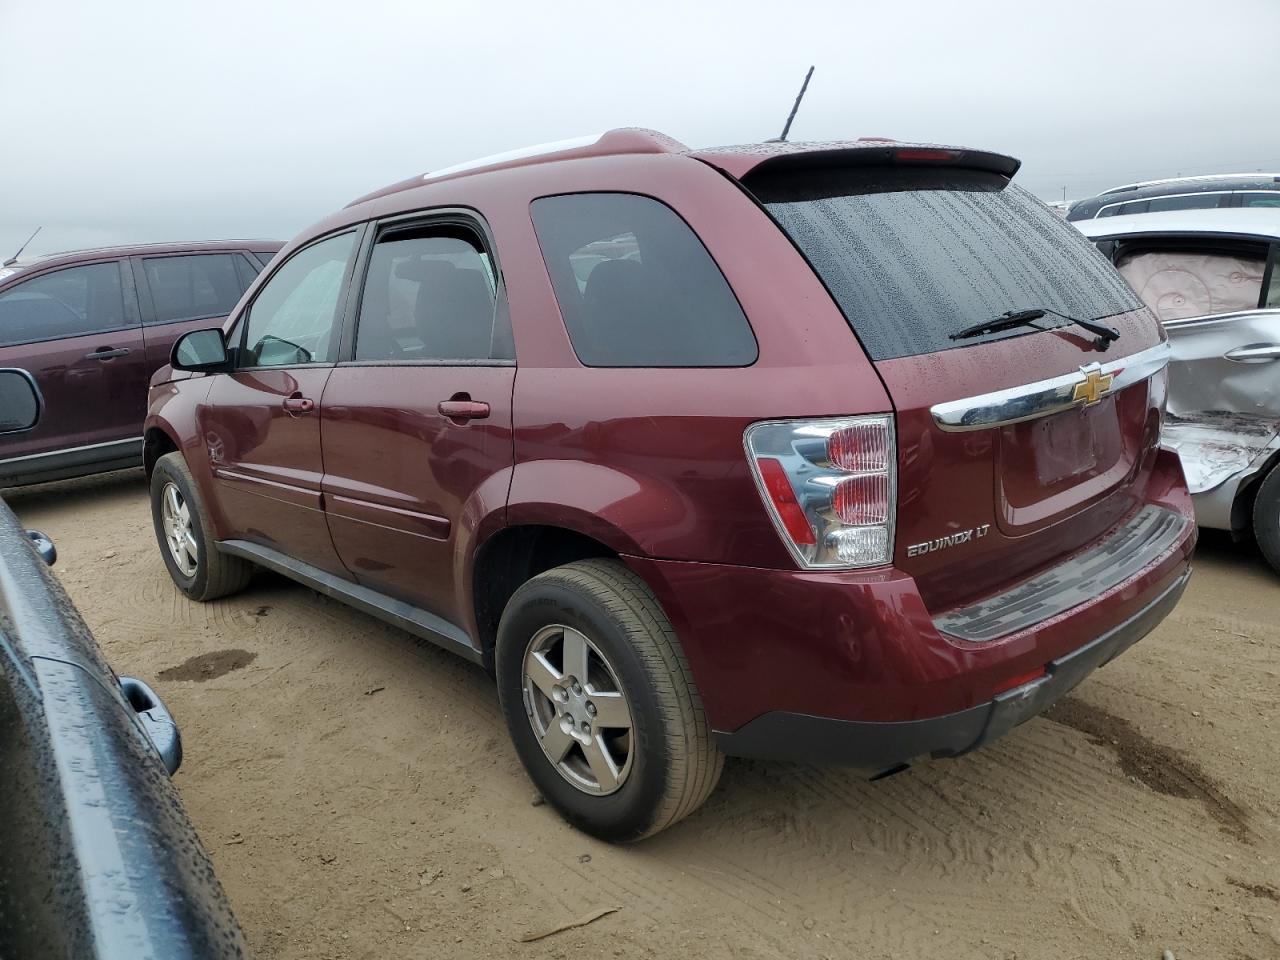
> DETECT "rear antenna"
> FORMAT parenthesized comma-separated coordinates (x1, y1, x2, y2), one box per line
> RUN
(774, 66, 815, 142)
(4, 226, 41, 267)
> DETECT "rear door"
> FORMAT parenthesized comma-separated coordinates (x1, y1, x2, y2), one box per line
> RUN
(132, 251, 263, 372)
(320, 214, 516, 628)
(198, 230, 359, 575)
(746, 162, 1166, 609)
(0, 259, 148, 470)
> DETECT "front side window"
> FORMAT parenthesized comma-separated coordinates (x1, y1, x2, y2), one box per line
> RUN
(240, 232, 355, 368)
(354, 224, 512, 362)
(531, 193, 757, 367)
(143, 253, 246, 324)
(0, 261, 127, 347)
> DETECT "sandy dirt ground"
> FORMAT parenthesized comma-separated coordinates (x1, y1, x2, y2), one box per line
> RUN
(7, 469, 1279, 960)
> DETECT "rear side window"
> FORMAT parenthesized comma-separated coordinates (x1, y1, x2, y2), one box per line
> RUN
(750, 167, 1142, 361)
(531, 193, 757, 367)
(354, 222, 512, 362)
(142, 253, 247, 324)
(0, 262, 127, 346)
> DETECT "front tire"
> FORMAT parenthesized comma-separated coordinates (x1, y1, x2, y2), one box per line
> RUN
(495, 559, 723, 842)
(1252, 463, 1280, 577)
(150, 451, 252, 601)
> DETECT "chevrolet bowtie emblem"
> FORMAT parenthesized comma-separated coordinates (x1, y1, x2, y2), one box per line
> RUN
(1072, 366, 1114, 406)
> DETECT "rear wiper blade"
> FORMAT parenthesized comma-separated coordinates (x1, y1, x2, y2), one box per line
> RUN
(950, 307, 1121, 352)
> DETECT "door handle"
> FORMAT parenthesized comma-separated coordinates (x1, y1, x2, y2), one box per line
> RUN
(85, 347, 130, 361)
(438, 399, 491, 422)
(282, 396, 315, 414)
(1225, 343, 1280, 363)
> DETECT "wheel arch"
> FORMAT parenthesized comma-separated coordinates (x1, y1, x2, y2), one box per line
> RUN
(470, 522, 630, 671)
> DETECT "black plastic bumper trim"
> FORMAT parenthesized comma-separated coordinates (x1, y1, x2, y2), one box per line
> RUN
(714, 567, 1190, 769)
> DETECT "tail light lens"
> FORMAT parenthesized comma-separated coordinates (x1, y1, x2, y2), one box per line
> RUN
(745, 415, 896, 569)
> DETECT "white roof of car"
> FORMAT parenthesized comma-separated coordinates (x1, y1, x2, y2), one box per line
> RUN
(1074, 208, 1280, 242)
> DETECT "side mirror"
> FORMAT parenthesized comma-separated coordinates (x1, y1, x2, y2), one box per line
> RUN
(0, 368, 41, 433)
(172, 329, 230, 372)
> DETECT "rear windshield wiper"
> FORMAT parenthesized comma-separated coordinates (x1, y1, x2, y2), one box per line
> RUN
(950, 308, 1121, 352)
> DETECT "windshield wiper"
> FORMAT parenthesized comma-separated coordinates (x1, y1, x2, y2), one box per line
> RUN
(950, 308, 1121, 352)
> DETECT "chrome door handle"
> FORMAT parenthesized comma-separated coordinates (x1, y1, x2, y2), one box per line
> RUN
(1225, 343, 1280, 363)
(85, 347, 130, 361)
(282, 396, 315, 414)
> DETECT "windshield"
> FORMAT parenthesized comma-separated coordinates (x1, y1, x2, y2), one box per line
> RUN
(749, 166, 1142, 361)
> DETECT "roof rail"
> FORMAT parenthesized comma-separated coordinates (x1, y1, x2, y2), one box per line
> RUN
(420, 128, 686, 183)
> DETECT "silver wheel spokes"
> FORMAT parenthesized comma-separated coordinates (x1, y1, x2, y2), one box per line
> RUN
(522, 625, 634, 796)
(161, 482, 198, 577)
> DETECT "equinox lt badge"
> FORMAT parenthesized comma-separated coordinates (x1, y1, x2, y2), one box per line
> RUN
(907, 524, 991, 558)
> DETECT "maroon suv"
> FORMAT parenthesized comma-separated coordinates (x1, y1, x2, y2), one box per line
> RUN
(0, 240, 281, 485)
(143, 130, 1195, 841)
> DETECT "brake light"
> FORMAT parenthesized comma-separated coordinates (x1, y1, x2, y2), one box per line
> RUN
(745, 416, 896, 569)
(893, 148, 963, 163)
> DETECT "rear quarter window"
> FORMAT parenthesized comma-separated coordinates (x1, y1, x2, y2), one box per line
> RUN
(748, 167, 1142, 361)
(531, 193, 757, 367)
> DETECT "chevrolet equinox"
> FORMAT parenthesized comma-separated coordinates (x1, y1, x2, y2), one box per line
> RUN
(143, 129, 1196, 841)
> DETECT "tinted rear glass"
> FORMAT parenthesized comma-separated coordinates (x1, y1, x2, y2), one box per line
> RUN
(531, 193, 757, 367)
(143, 253, 246, 324)
(750, 167, 1142, 361)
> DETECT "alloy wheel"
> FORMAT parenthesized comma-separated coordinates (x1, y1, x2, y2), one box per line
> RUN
(522, 624, 634, 796)
(161, 482, 199, 578)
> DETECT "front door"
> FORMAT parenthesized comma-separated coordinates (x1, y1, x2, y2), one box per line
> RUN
(198, 230, 359, 575)
(320, 217, 516, 627)
(0, 259, 148, 475)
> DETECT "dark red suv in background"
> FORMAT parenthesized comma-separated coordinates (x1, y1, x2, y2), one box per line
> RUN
(0, 240, 281, 485)
(143, 129, 1195, 841)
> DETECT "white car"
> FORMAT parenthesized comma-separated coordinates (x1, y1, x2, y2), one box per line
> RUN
(1077, 209, 1280, 574)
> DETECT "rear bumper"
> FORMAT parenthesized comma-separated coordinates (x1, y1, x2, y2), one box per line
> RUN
(624, 447, 1196, 760)
(713, 567, 1188, 767)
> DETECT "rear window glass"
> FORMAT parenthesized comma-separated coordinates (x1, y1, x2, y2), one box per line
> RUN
(531, 193, 757, 367)
(143, 253, 247, 324)
(751, 167, 1142, 361)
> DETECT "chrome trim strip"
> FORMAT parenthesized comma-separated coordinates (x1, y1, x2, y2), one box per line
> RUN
(930, 342, 1170, 433)
(0, 436, 144, 466)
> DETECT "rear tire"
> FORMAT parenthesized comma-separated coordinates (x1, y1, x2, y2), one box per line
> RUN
(150, 452, 252, 601)
(495, 559, 723, 842)
(1252, 463, 1280, 577)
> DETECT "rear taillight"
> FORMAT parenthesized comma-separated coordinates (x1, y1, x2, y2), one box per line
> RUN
(745, 415, 896, 569)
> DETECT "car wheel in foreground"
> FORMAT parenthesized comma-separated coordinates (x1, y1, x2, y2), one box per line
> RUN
(496, 558, 723, 842)
(1252, 463, 1280, 577)
(150, 451, 252, 601)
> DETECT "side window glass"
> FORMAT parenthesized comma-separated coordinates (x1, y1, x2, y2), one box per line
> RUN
(530, 193, 757, 367)
(1147, 194, 1220, 213)
(241, 232, 355, 368)
(0, 262, 126, 347)
(1265, 246, 1280, 309)
(142, 254, 244, 324)
(354, 225, 512, 362)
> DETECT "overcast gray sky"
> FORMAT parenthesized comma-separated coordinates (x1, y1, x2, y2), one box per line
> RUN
(2, 0, 1277, 258)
